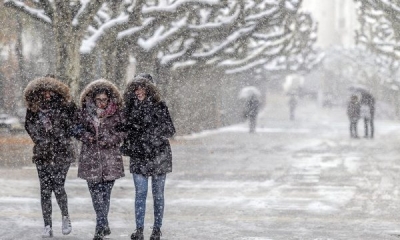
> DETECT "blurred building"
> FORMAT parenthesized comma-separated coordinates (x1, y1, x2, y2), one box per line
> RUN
(302, 0, 359, 48)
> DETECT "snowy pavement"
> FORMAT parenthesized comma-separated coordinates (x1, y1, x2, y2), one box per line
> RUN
(3, 94, 400, 239)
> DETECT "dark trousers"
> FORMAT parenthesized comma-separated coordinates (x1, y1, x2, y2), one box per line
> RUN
(350, 120, 358, 138)
(87, 180, 115, 230)
(364, 117, 374, 138)
(249, 115, 257, 133)
(290, 107, 296, 121)
(36, 163, 70, 227)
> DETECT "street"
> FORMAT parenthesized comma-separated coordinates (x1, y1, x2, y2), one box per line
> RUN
(1, 94, 400, 240)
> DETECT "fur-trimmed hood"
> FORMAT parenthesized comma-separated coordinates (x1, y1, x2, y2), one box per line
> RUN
(124, 75, 161, 104)
(80, 79, 122, 108)
(24, 77, 72, 112)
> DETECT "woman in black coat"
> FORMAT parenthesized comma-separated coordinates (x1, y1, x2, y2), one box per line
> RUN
(347, 94, 361, 138)
(24, 76, 76, 238)
(119, 73, 175, 240)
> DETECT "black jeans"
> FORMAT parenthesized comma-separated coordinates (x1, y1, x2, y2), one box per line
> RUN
(364, 117, 374, 138)
(36, 163, 70, 227)
(87, 180, 115, 230)
(350, 120, 358, 138)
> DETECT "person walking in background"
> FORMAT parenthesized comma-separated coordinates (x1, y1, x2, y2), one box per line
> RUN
(347, 95, 361, 138)
(118, 73, 175, 240)
(360, 92, 375, 138)
(76, 79, 125, 240)
(24, 76, 76, 238)
(288, 94, 298, 121)
(244, 94, 260, 133)
(360, 103, 372, 138)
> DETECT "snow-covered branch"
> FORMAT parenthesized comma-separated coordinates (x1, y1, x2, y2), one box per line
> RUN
(4, 0, 52, 24)
(81, 12, 129, 54)
(73, 0, 106, 32)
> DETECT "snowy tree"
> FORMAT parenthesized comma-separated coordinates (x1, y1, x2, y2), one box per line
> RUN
(4, 0, 319, 98)
(355, 0, 400, 79)
(125, 0, 321, 77)
(4, 0, 106, 97)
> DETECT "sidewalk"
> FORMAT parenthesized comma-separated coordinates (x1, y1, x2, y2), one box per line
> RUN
(2, 93, 400, 239)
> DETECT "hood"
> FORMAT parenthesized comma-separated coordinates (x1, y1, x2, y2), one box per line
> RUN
(80, 79, 122, 109)
(23, 77, 72, 112)
(124, 75, 161, 104)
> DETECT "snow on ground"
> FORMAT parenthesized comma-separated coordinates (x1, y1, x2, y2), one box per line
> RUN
(2, 93, 400, 239)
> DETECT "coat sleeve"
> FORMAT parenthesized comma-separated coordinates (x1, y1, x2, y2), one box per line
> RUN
(116, 107, 143, 133)
(74, 111, 96, 144)
(25, 109, 46, 144)
(99, 113, 125, 147)
(152, 102, 176, 139)
(65, 102, 80, 138)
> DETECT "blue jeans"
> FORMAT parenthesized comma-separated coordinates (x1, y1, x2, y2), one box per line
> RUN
(87, 180, 115, 229)
(133, 173, 166, 229)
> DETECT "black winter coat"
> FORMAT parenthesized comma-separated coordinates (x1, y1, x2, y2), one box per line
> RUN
(347, 100, 361, 121)
(360, 92, 375, 118)
(244, 95, 260, 118)
(25, 102, 77, 165)
(120, 99, 175, 176)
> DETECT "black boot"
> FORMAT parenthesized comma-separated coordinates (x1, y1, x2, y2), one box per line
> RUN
(150, 227, 162, 240)
(93, 227, 104, 240)
(103, 225, 111, 236)
(131, 228, 144, 240)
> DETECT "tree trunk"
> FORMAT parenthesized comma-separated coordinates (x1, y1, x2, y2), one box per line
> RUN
(53, 13, 82, 99)
(135, 51, 158, 74)
(114, 42, 130, 88)
(101, 42, 116, 82)
(13, 13, 24, 113)
(54, 33, 81, 99)
(80, 53, 97, 91)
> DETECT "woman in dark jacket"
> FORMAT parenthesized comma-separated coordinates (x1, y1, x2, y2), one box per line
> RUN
(244, 94, 260, 133)
(347, 94, 361, 138)
(120, 73, 175, 240)
(24, 76, 76, 238)
(77, 79, 125, 240)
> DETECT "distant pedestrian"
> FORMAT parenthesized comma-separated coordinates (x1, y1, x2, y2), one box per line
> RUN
(347, 95, 361, 138)
(76, 79, 125, 240)
(24, 76, 76, 238)
(118, 73, 175, 240)
(244, 94, 260, 133)
(360, 92, 375, 138)
(288, 94, 298, 121)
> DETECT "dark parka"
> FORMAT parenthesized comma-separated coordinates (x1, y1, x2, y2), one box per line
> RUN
(244, 94, 260, 118)
(360, 92, 375, 119)
(77, 79, 125, 182)
(24, 77, 77, 165)
(120, 76, 175, 176)
(347, 96, 361, 121)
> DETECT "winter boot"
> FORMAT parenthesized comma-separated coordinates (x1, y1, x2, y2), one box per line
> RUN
(130, 228, 144, 240)
(150, 227, 162, 240)
(103, 225, 111, 236)
(93, 227, 104, 240)
(42, 225, 53, 238)
(62, 215, 72, 235)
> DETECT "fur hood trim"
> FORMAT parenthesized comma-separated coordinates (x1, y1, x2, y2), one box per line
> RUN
(80, 79, 122, 108)
(124, 76, 161, 103)
(24, 77, 71, 112)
